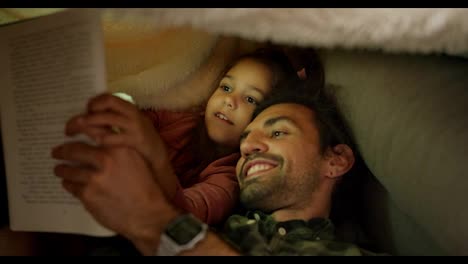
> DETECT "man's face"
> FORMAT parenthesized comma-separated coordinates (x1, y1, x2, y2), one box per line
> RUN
(236, 103, 325, 212)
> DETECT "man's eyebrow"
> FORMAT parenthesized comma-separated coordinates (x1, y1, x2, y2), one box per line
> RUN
(239, 130, 250, 142)
(239, 116, 297, 143)
(264, 116, 298, 128)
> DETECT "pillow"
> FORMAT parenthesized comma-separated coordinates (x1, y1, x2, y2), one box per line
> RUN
(320, 48, 468, 255)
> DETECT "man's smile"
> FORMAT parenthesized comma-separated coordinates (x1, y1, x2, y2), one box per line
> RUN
(243, 159, 279, 180)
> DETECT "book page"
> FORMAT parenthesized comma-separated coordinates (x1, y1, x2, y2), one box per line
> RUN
(0, 9, 114, 236)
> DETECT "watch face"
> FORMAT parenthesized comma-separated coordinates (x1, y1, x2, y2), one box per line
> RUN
(166, 215, 204, 245)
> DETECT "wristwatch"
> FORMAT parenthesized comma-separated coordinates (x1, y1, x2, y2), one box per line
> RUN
(157, 213, 208, 256)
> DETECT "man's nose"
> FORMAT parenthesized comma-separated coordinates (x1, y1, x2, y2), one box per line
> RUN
(240, 133, 268, 157)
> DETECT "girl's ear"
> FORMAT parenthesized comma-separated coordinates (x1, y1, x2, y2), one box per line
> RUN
(321, 144, 355, 179)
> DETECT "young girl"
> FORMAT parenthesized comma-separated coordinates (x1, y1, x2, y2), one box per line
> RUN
(65, 48, 298, 225)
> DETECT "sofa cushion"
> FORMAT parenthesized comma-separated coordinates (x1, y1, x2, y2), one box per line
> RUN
(320, 48, 468, 255)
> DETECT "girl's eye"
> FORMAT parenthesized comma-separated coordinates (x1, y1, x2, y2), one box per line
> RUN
(246, 96, 258, 105)
(271, 131, 286, 138)
(220, 85, 231, 92)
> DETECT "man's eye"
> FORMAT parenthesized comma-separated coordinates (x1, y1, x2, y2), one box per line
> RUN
(271, 131, 286, 138)
(220, 85, 231, 92)
(246, 96, 258, 105)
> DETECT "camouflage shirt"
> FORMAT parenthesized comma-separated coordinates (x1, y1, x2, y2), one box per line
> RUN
(222, 210, 369, 256)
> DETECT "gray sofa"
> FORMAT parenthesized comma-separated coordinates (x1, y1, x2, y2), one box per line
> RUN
(320, 49, 468, 255)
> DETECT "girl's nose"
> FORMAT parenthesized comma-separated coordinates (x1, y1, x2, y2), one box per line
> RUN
(224, 95, 237, 110)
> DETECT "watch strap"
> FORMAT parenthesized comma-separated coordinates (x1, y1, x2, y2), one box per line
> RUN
(157, 214, 208, 256)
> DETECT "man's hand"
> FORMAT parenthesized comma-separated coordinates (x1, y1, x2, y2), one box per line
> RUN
(63, 93, 180, 199)
(51, 142, 180, 255)
(65, 93, 170, 173)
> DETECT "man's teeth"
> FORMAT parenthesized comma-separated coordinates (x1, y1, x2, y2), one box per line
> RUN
(216, 113, 229, 121)
(247, 164, 273, 176)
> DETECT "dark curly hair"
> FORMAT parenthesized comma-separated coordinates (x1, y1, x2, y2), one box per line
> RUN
(253, 77, 356, 154)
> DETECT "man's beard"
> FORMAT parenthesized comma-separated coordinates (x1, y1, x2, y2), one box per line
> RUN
(238, 153, 284, 211)
(239, 160, 321, 213)
(239, 171, 285, 212)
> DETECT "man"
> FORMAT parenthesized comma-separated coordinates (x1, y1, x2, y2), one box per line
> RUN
(52, 79, 369, 256)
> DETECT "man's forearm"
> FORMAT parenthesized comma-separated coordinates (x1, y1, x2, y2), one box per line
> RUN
(135, 228, 241, 256)
(129, 208, 240, 256)
(180, 232, 240, 256)
(128, 206, 180, 256)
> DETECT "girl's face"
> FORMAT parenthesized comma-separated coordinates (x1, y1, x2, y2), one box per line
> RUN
(205, 58, 273, 148)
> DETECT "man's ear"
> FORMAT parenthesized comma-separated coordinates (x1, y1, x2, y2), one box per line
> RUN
(321, 144, 355, 179)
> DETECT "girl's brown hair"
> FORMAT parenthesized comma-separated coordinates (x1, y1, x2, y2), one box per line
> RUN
(218, 47, 299, 94)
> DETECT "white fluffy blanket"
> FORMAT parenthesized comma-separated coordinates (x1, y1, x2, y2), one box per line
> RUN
(102, 8, 468, 109)
(105, 8, 468, 56)
(2, 8, 468, 109)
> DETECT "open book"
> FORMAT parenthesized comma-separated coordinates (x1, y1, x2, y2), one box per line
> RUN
(0, 9, 115, 236)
